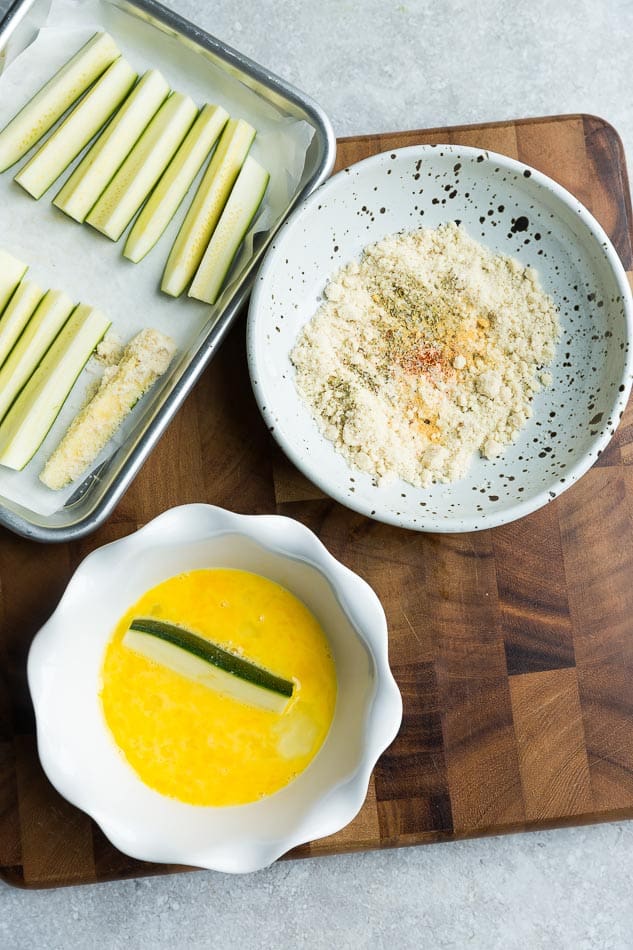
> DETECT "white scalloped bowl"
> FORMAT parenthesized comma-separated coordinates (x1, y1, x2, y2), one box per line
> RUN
(27, 504, 402, 874)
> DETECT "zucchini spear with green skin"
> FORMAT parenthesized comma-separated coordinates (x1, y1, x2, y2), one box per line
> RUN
(86, 92, 198, 241)
(123, 618, 294, 714)
(0, 250, 27, 313)
(161, 117, 255, 297)
(15, 57, 137, 200)
(0, 32, 120, 173)
(189, 156, 269, 305)
(53, 69, 171, 224)
(123, 103, 229, 263)
(0, 305, 111, 471)
(0, 290, 74, 424)
(0, 280, 44, 370)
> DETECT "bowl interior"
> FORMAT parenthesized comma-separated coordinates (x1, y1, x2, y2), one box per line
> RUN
(248, 144, 633, 532)
(32, 527, 378, 870)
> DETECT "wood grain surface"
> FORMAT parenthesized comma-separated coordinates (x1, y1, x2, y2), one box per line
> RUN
(1, 114, 633, 889)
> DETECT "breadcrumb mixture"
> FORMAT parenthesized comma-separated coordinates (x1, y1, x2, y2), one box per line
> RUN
(290, 223, 560, 487)
(95, 331, 124, 367)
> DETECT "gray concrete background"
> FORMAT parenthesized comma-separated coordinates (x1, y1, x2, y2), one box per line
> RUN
(2, 1, 633, 947)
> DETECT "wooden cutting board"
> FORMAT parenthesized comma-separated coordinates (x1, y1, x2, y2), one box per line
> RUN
(1, 114, 633, 889)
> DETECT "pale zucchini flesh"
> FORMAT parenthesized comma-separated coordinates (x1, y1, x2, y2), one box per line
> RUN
(14, 58, 137, 200)
(189, 156, 269, 305)
(161, 118, 256, 297)
(0, 250, 28, 313)
(0, 280, 44, 370)
(0, 305, 110, 471)
(123, 103, 229, 263)
(0, 289, 74, 423)
(124, 618, 294, 714)
(86, 92, 198, 241)
(53, 69, 170, 224)
(0, 32, 120, 173)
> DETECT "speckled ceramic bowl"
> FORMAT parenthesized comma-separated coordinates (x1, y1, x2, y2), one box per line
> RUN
(27, 505, 402, 873)
(247, 144, 633, 532)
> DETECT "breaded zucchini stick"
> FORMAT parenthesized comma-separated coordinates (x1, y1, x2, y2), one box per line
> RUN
(40, 328, 175, 490)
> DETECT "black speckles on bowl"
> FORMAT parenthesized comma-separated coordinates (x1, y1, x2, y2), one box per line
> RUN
(247, 144, 633, 533)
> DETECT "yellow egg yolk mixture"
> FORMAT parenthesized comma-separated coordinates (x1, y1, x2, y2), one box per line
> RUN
(100, 569, 337, 806)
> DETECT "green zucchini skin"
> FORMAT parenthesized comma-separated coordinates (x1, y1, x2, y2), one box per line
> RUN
(0, 250, 28, 314)
(0, 304, 111, 470)
(85, 92, 198, 241)
(129, 618, 294, 698)
(0, 289, 75, 424)
(0, 32, 120, 173)
(53, 69, 171, 224)
(188, 156, 269, 305)
(0, 279, 44, 370)
(14, 57, 137, 200)
(160, 118, 255, 297)
(123, 103, 229, 263)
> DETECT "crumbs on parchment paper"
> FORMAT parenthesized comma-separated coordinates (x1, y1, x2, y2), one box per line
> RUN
(290, 222, 560, 488)
(95, 330, 124, 367)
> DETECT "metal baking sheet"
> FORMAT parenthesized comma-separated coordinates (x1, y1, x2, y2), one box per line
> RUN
(0, 0, 335, 541)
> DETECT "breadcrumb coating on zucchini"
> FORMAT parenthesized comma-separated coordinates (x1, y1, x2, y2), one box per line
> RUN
(40, 328, 175, 490)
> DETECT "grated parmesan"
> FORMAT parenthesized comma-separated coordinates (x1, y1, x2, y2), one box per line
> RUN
(290, 222, 560, 488)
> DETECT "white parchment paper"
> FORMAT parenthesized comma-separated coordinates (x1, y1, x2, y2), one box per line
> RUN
(0, 0, 314, 516)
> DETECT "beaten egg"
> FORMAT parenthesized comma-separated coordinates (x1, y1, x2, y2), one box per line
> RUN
(100, 568, 337, 806)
